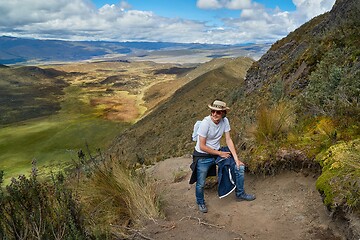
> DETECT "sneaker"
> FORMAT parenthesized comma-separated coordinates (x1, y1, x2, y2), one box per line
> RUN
(198, 204, 208, 213)
(236, 193, 256, 201)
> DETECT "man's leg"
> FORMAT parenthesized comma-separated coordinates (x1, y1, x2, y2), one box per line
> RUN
(235, 165, 256, 201)
(195, 157, 215, 212)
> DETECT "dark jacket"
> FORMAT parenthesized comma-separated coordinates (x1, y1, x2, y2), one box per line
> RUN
(189, 150, 217, 184)
(215, 147, 236, 198)
(189, 147, 237, 198)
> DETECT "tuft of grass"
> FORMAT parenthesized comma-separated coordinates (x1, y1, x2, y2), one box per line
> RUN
(173, 168, 188, 183)
(250, 101, 295, 143)
(315, 117, 338, 142)
(78, 159, 162, 238)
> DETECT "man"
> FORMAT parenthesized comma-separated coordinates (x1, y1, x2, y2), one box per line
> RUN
(193, 100, 255, 213)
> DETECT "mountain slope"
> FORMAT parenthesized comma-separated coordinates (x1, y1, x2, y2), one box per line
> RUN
(244, 0, 359, 96)
(108, 0, 359, 237)
(108, 57, 254, 164)
(0, 66, 68, 125)
(0, 36, 268, 64)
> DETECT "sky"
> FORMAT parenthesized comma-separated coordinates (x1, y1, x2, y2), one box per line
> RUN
(0, 0, 336, 44)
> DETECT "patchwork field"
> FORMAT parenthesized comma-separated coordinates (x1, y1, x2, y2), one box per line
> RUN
(0, 60, 196, 184)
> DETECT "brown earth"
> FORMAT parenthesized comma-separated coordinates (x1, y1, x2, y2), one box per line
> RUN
(135, 157, 345, 240)
(44, 60, 236, 123)
(41, 61, 187, 122)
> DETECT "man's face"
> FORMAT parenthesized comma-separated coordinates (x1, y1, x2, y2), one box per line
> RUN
(211, 110, 224, 122)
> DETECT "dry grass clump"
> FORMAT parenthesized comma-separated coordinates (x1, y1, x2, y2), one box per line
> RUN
(78, 160, 162, 238)
(240, 101, 298, 173)
(173, 168, 188, 183)
(250, 101, 295, 143)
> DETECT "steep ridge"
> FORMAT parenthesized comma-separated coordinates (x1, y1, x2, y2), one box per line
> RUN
(244, 0, 359, 95)
(108, 57, 254, 164)
(143, 57, 244, 113)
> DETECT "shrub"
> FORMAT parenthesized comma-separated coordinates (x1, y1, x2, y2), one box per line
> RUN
(270, 79, 287, 103)
(300, 47, 360, 118)
(0, 162, 87, 239)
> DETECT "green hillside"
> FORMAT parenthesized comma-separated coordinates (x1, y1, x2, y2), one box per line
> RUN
(109, 0, 359, 236)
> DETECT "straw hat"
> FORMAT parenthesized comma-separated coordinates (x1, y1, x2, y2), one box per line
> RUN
(208, 100, 230, 111)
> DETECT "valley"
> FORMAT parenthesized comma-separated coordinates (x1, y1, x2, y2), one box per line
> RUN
(0, 59, 199, 184)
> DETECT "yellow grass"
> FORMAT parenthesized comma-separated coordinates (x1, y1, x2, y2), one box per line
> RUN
(251, 101, 295, 143)
(78, 160, 162, 236)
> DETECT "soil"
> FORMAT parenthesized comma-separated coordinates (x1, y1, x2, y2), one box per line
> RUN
(137, 156, 346, 240)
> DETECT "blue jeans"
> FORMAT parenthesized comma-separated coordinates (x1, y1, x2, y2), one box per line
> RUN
(196, 158, 245, 204)
(234, 165, 245, 197)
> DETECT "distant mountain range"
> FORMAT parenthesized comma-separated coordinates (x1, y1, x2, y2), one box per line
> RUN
(0, 36, 271, 65)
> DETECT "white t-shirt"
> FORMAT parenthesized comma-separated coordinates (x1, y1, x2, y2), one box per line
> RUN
(195, 116, 231, 154)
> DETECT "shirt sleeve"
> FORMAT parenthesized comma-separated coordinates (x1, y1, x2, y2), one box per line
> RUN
(197, 118, 210, 138)
(224, 117, 231, 132)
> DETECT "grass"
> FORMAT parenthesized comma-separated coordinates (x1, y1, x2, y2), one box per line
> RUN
(78, 160, 162, 238)
(0, 84, 130, 185)
(173, 168, 188, 183)
(316, 139, 360, 212)
(0, 150, 163, 239)
(250, 101, 295, 143)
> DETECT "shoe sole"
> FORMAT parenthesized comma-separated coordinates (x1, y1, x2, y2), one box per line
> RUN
(236, 197, 256, 202)
(199, 208, 208, 213)
(198, 205, 208, 213)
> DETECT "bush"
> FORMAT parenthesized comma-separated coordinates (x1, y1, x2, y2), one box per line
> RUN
(0, 162, 87, 239)
(300, 48, 360, 117)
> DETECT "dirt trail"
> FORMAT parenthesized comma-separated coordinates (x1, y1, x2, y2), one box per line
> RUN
(140, 157, 345, 240)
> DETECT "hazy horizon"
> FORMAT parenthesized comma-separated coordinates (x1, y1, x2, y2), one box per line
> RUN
(0, 0, 336, 45)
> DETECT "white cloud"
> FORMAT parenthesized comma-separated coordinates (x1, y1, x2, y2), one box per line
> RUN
(225, 0, 252, 10)
(196, 0, 222, 9)
(120, 0, 132, 10)
(0, 0, 336, 44)
(292, 0, 336, 23)
(197, 0, 252, 10)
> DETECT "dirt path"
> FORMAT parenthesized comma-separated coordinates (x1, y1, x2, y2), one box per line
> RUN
(140, 157, 345, 240)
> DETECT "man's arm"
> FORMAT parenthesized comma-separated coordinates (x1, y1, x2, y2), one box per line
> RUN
(199, 136, 230, 159)
(225, 131, 244, 167)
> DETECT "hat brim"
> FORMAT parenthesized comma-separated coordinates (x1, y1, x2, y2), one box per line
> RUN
(208, 105, 230, 111)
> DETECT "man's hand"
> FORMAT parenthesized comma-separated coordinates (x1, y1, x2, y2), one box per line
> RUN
(236, 161, 245, 167)
(219, 151, 231, 159)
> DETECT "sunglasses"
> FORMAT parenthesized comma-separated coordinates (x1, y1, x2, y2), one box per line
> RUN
(211, 110, 224, 115)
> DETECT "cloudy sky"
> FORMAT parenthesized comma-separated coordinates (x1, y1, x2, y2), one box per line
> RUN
(0, 0, 336, 44)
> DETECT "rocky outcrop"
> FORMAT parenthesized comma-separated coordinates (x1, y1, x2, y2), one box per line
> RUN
(244, 0, 360, 96)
